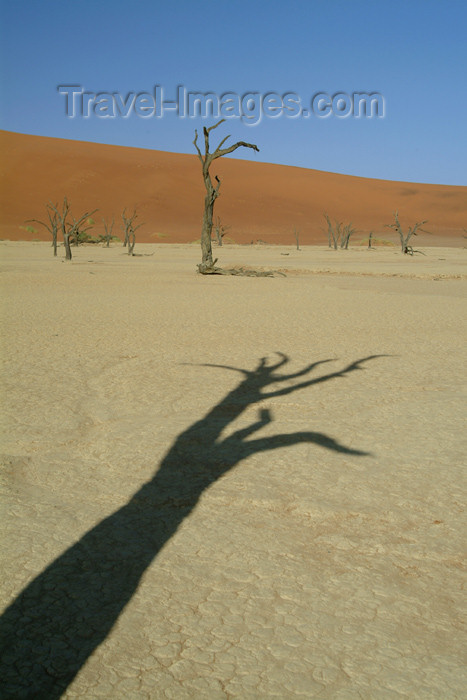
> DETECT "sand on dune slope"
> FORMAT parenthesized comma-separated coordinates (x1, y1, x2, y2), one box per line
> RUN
(0, 242, 466, 698)
(1, 130, 466, 246)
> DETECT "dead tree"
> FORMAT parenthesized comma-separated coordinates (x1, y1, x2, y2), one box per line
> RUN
(324, 214, 333, 248)
(293, 227, 300, 250)
(49, 198, 72, 259)
(121, 209, 143, 256)
(101, 216, 115, 247)
(213, 216, 230, 246)
(27, 203, 59, 256)
(193, 119, 259, 273)
(340, 222, 357, 249)
(56, 198, 72, 259)
(48, 198, 97, 260)
(324, 213, 338, 249)
(128, 230, 136, 255)
(385, 210, 429, 254)
(48, 198, 72, 258)
(323, 214, 357, 250)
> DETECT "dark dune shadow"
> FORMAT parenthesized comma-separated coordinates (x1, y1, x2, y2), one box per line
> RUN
(0, 353, 383, 698)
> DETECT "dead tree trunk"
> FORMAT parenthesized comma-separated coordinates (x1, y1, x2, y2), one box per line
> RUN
(293, 227, 300, 250)
(63, 231, 72, 260)
(66, 210, 98, 260)
(342, 223, 357, 249)
(102, 217, 114, 247)
(121, 209, 143, 256)
(324, 214, 339, 250)
(385, 211, 429, 253)
(324, 216, 332, 248)
(193, 120, 259, 273)
(50, 197, 71, 260)
(45, 198, 97, 261)
(49, 206, 59, 256)
(214, 216, 230, 246)
(51, 222, 58, 256)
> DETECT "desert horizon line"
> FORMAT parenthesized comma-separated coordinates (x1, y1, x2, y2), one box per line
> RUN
(2, 128, 465, 189)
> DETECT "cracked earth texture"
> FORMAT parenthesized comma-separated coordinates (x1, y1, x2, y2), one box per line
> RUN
(0, 243, 465, 699)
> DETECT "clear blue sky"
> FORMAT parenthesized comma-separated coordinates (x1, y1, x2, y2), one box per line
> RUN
(1, 0, 466, 185)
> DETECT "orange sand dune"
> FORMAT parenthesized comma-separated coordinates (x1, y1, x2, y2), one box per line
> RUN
(1, 130, 466, 245)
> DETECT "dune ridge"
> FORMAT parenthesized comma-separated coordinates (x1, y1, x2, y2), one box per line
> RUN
(1, 130, 466, 246)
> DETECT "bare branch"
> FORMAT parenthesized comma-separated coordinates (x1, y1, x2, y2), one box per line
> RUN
(193, 130, 203, 163)
(215, 133, 232, 152)
(203, 126, 210, 158)
(120, 207, 143, 254)
(205, 119, 226, 134)
(386, 211, 429, 253)
(27, 218, 50, 230)
(212, 140, 260, 161)
(70, 209, 98, 231)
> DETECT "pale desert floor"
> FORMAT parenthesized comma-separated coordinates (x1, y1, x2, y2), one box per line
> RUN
(0, 241, 466, 699)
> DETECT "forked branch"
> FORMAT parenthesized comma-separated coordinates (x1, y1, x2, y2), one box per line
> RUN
(385, 210, 430, 254)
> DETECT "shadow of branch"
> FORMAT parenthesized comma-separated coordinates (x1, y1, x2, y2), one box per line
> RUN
(0, 352, 386, 698)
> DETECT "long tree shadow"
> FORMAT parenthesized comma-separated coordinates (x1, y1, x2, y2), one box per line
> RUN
(0, 353, 382, 698)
